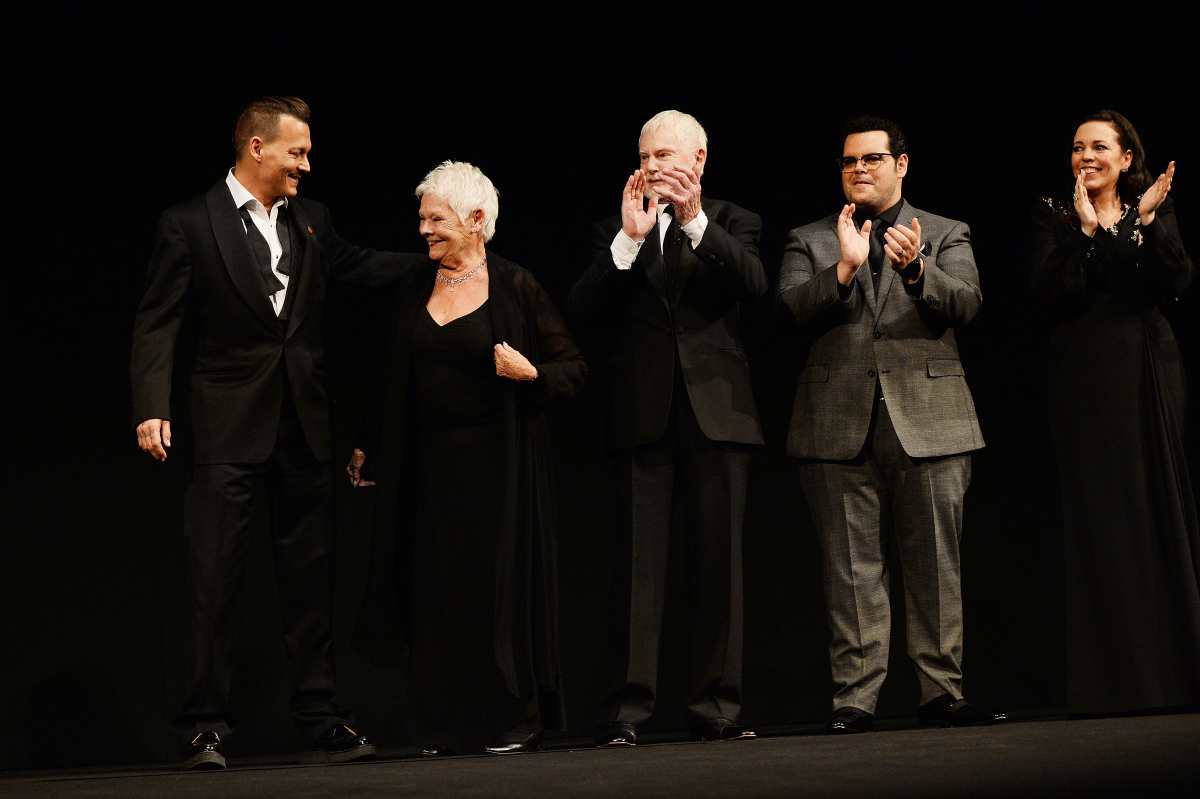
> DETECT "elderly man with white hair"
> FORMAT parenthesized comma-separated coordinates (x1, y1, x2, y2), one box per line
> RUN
(568, 111, 766, 746)
(350, 160, 587, 756)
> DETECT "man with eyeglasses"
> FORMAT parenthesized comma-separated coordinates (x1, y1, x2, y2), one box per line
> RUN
(777, 115, 1004, 734)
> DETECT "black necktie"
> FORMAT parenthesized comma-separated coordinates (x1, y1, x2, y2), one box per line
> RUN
(239, 204, 286, 296)
(662, 206, 685, 302)
(868, 218, 887, 294)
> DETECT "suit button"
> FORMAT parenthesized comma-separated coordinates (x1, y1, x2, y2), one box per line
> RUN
(867, 369, 877, 378)
(873, 331, 883, 339)
(675, 325, 685, 335)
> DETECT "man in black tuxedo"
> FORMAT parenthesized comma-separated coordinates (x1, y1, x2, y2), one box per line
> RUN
(568, 110, 766, 745)
(131, 96, 423, 768)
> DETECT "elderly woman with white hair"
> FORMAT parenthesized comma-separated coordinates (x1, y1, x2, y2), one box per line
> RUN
(348, 161, 586, 756)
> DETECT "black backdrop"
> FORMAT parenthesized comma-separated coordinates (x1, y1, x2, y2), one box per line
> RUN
(5, 7, 1195, 771)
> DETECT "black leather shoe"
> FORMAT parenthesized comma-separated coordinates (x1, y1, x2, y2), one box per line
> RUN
(182, 730, 226, 770)
(827, 706, 874, 734)
(305, 723, 377, 764)
(917, 695, 1007, 727)
(596, 721, 637, 747)
(692, 718, 757, 742)
(485, 729, 543, 755)
(420, 743, 456, 757)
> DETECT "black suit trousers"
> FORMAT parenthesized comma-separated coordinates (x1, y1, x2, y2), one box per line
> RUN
(174, 377, 346, 743)
(607, 361, 749, 728)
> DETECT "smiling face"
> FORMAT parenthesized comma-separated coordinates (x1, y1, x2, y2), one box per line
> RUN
(418, 193, 481, 265)
(242, 113, 311, 204)
(841, 130, 907, 214)
(638, 125, 706, 200)
(1072, 120, 1132, 196)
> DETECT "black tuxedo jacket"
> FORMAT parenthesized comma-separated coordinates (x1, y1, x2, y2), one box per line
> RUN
(131, 180, 427, 464)
(568, 197, 766, 451)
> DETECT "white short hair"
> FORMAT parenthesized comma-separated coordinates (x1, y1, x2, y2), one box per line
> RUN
(639, 110, 708, 152)
(414, 160, 500, 241)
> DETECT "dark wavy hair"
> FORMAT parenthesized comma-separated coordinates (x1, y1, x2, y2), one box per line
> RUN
(232, 96, 312, 160)
(1075, 110, 1153, 204)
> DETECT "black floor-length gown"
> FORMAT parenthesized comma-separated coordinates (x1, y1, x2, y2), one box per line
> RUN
(353, 254, 586, 752)
(405, 300, 529, 749)
(1032, 197, 1200, 714)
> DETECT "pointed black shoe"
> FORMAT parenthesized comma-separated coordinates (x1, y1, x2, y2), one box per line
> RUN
(827, 706, 874, 734)
(692, 718, 757, 742)
(596, 721, 637, 747)
(420, 743, 456, 757)
(918, 695, 1007, 727)
(485, 729, 543, 755)
(304, 723, 377, 764)
(182, 730, 226, 770)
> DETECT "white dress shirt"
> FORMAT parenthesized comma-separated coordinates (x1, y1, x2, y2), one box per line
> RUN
(609, 203, 709, 270)
(226, 168, 290, 315)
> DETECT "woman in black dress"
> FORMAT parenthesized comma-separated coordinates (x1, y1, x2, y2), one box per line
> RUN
(349, 161, 586, 753)
(1031, 110, 1198, 714)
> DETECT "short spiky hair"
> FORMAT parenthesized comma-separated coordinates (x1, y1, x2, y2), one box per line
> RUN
(414, 161, 500, 242)
(842, 114, 907, 156)
(232, 96, 311, 160)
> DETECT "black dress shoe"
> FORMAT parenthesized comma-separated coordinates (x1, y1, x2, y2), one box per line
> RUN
(305, 723, 377, 764)
(420, 744, 456, 757)
(485, 729, 543, 755)
(827, 706, 874, 734)
(596, 721, 637, 747)
(917, 694, 1007, 727)
(182, 730, 226, 770)
(692, 718, 757, 742)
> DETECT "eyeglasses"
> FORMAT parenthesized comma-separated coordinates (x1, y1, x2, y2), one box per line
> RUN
(838, 153, 895, 172)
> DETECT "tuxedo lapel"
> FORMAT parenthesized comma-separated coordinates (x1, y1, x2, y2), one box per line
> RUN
(205, 182, 278, 328)
(283, 200, 319, 339)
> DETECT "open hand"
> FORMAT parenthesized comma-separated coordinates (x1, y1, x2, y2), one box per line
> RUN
(654, 166, 703, 225)
(1139, 160, 1175, 225)
(621, 171, 658, 241)
(1074, 169, 1099, 237)
(884, 218, 924, 281)
(835, 204, 871, 285)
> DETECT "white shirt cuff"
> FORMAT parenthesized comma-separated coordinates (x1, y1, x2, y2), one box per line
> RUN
(681, 210, 708, 248)
(610, 229, 645, 270)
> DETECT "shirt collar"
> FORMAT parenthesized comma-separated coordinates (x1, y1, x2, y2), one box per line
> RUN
(226, 168, 288, 214)
(854, 197, 903, 229)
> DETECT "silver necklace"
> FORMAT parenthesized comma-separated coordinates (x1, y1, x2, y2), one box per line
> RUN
(436, 255, 486, 291)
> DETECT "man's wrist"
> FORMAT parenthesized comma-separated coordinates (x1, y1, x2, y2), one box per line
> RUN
(900, 257, 923, 283)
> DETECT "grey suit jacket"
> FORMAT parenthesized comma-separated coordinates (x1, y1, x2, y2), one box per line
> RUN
(777, 200, 984, 460)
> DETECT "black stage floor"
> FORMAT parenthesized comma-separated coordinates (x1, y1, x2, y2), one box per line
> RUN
(6, 714, 1199, 798)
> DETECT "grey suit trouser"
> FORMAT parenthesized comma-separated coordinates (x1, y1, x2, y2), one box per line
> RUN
(800, 398, 970, 713)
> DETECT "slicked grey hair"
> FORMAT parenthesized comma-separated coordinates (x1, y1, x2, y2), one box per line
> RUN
(414, 160, 500, 241)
